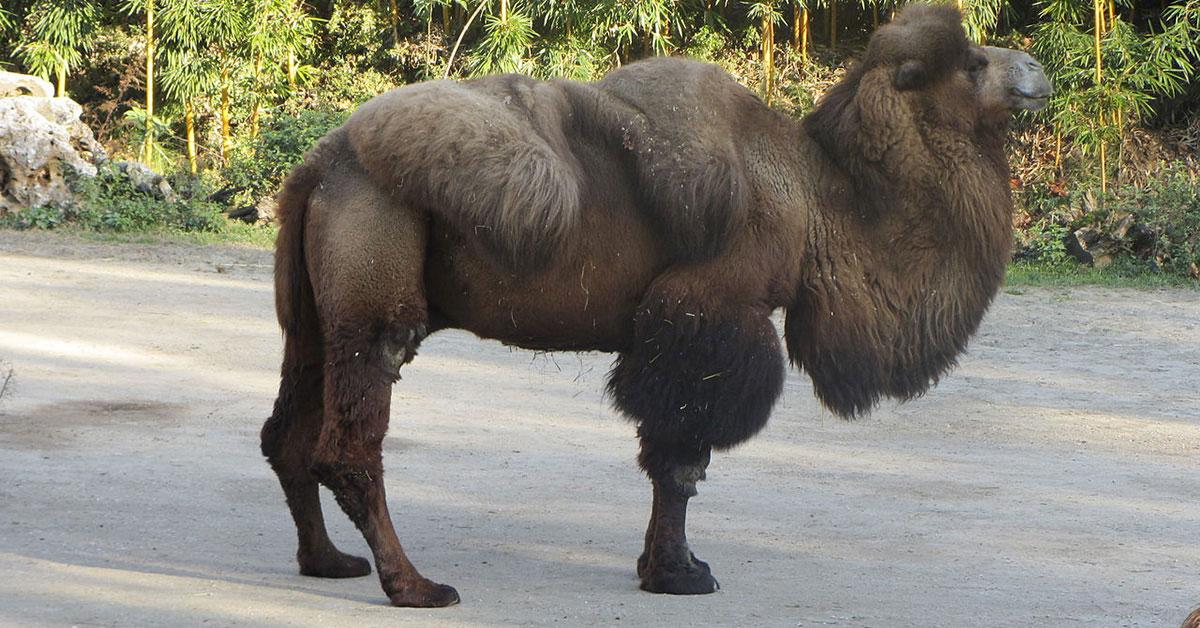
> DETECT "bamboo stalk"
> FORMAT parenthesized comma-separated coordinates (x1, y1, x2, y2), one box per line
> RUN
(389, 0, 400, 45)
(800, 7, 809, 59)
(185, 100, 196, 174)
(287, 50, 297, 90)
(220, 66, 230, 160)
(56, 66, 66, 97)
(762, 13, 775, 102)
(444, 0, 490, 79)
(143, 0, 155, 164)
(828, 1, 837, 48)
(1054, 132, 1062, 173)
(249, 51, 262, 138)
(1094, 0, 1105, 193)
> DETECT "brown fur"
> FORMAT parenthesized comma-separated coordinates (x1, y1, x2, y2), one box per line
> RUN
(263, 4, 1037, 605)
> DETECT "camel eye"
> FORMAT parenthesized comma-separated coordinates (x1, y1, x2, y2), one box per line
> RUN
(967, 54, 989, 77)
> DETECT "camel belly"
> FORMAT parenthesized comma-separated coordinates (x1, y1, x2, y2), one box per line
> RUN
(424, 203, 662, 353)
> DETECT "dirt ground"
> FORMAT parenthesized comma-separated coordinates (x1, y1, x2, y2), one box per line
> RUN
(0, 230, 1197, 628)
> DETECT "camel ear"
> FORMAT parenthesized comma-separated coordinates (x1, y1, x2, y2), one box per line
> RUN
(893, 60, 926, 90)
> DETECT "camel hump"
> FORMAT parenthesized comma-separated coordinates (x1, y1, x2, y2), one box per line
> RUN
(345, 77, 584, 271)
(594, 58, 755, 262)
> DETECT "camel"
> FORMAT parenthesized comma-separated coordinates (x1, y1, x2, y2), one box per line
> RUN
(260, 4, 1051, 607)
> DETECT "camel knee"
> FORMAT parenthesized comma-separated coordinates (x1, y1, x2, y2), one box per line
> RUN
(609, 312, 785, 453)
(311, 456, 381, 530)
(639, 443, 711, 497)
(328, 321, 426, 384)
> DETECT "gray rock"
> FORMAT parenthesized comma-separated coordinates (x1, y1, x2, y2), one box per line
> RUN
(0, 93, 106, 213)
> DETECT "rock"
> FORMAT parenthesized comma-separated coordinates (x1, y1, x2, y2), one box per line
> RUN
(0, 94, 107, 213)
(1069, 214, 1157, 268)
(0, 72, 54, 98)
(226, 195, 276, 224)
(114, 160, 177, 202)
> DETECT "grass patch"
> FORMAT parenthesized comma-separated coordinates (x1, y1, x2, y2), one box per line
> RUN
(1006, 261, 1199, 289)
(59, 223, 277, 249)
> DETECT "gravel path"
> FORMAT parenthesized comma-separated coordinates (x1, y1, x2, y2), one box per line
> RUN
(1, 231, 1197, 627)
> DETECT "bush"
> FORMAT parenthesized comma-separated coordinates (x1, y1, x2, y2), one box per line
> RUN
(0, 163, 225, 233)
(1117, 167, 1200, 278)
(220, 109, 350, 208)
(1013, 165, 1200, 279)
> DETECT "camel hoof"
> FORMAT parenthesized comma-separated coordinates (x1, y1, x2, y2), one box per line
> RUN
(387, 580, 461, 608)
(639, 557, 719, 595)
(298, 551, 372, 579)
(638, 551, 707, 580)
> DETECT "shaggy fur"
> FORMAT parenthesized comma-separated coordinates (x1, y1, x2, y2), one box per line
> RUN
(263, 3, 1048, 606)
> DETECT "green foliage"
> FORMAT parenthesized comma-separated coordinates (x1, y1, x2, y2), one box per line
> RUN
(1031, 0, 1200, 185)
(682, 25, 727, 61)
(471, 7, 537, 75)
(222, 109, 350, 206)
(15, 0, 101, 92)
(0, 163, 224, 233)
(1114, 167, 1200, 278)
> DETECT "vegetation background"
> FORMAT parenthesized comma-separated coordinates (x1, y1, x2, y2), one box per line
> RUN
(0, 0, 1197, 282)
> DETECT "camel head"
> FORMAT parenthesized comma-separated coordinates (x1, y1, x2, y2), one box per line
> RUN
(868, 7, 1052, 117)
(805, 3, 1052, 162)
(790, 4, 1050, 419)
(976, 46, 1053, 113)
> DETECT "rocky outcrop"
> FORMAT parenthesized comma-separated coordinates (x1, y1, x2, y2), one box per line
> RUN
(0, 80, 107, 214)
(0, 72, 54, 98)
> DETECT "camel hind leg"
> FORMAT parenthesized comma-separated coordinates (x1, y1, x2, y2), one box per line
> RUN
(262, 327, 371, 579)
(304, 167, 458, 607)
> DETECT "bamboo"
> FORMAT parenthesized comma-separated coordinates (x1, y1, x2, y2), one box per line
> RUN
(1054, 132, 1062, 173)
(500, 0, 507, 21)
(444, 0, 490, 79)
(389, 0, 400, 45)
(828, 1, 837, 48)
(185, 101, 197, 174)
(249, 51, 262, 138)
(56, 66, 66, 97)
(143, 0, 155, 164)
(801, 7, 811, 60)
(872, 3, 878, 28)
(220, 66, 230, 159)
(1094, 0, 1106, 193)
(287, 50, 297, 90)
(762, 13, 775, 102)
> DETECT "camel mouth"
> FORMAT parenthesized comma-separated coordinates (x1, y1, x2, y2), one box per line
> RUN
(1009, 87, 1051, 110)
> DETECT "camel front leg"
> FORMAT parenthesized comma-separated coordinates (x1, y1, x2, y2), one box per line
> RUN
(609, 295, 786, 595)
(637, 441, 717, 594)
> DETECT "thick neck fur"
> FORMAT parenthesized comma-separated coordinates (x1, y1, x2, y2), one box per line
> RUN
(782, 65, 1014, 419)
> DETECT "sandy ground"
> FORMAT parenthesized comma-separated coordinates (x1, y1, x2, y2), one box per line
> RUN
(0, 230, 1197, 628)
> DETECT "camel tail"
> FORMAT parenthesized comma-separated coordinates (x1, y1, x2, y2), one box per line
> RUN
(273, 155, 323, 337)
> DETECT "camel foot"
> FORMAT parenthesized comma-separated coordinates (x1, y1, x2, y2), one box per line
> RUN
(298, 549, 372, 579)
(639, 554, 719, 595)
(637, 550, 708, 580)
(387, 579, 461, 608)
